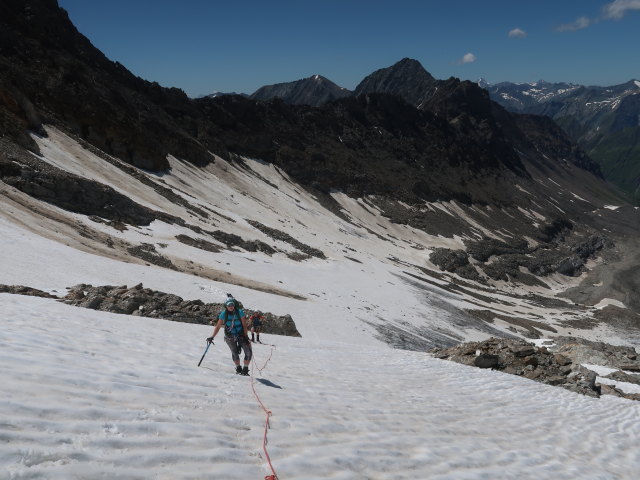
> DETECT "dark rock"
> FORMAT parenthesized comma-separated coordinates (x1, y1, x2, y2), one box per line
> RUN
(246, 219, 325, 259)
(431, 337, 601, 397)
(619, 365, 640, 372)
(604, 370, 640, 386)
(551, 336, 640, 371)
(474, 353, 499, 368)
(127, 243, 176, 270)
(553, 354, 572, 366)
(429, 248, 481, 282)
(555, 256, 585, 277)
(430, 248, 469, 271)
(61, 283, 301, 337)
(511, 345, 535, 357)
(0, 284, 58, 298)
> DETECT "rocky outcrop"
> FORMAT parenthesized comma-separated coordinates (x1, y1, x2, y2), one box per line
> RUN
(432, 336, 640, 401)
(246, 219, 325, 259)
(0, 142, 158, 225)
(126, 244, 177, 270)
(430, 231, 611, 284)
(431, 337, 601, 397)
(0, 284, 58, 298)
(551, 336, 640, 370)
(175, 234, 222, 253)
(62, 283, 301, 337)
(429, 248, 480, 281)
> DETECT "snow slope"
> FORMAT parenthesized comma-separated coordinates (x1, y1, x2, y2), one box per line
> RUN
(2, 127, 632, 348)
(2, 127, 640, 478)
(2, 293, 640, 480)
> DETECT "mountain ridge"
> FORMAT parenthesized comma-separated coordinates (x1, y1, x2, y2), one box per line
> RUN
(2, 0, 640, 353)
(250, 74, 351, 106)
(483, 78, 640, 202)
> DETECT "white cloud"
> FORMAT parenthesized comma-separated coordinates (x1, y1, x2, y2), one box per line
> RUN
(556, 1, 640, 32)
(555, 15, 593, 32)
(459, 53, 476, 64)
(602, 0, 640, 19)
(508, 28, 527, 38)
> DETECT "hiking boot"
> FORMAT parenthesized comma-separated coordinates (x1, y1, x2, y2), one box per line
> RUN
(235, 365, 242, 374)
(241, 366, 249, 376)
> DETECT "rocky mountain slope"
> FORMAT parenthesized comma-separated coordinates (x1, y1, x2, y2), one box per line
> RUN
(1, 0, 640, 352)
(245, 58, 640, 205)
(250, 74, 351, 106)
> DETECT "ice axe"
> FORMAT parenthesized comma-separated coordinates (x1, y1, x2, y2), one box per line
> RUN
(198, 339, 213, 367)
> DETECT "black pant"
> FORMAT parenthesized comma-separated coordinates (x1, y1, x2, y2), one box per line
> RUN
(224, 335, 252, 363)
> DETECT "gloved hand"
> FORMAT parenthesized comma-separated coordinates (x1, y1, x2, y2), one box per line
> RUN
(206, 336, 214, 344)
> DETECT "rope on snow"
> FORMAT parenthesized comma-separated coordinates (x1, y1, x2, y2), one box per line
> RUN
(250, 346, 279, 480)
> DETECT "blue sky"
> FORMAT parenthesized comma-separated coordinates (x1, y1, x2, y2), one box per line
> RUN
(58, 0, 640, 97)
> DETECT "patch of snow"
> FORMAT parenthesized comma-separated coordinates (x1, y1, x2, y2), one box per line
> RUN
(571, 192, 588, 202)
(594, 298, 627, 309)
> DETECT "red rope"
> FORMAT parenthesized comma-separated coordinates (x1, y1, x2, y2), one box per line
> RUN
(253, 345, 274, 373)
(250, 347, 279, 480)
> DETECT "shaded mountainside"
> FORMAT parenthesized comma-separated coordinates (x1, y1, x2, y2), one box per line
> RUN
(0, 1, 609, 207)
(0, 0, 214, 170)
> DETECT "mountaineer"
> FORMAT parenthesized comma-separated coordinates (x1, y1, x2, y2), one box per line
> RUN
(249, 310, 264, 343)
(207, 296, 252, 375)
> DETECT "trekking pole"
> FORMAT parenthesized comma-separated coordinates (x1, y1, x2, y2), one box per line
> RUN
(198, 340, 213, 367)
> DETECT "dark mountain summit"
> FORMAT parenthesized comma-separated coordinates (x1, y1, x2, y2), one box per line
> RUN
(250, 75, 351, 107)
(354, 57, 438, 108)
(246, 58, 440, 110)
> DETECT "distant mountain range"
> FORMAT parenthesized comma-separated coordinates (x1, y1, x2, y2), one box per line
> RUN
(236, 58, 440, 110)
(482, 79, 640, 202)
(234, 66, 640, 203)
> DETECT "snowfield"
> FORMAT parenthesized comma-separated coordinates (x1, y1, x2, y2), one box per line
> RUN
(2, 294, 640, 480)
(2, 127, 640, 478)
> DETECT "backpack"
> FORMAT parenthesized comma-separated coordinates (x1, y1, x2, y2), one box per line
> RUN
(251, 313, 263, 327)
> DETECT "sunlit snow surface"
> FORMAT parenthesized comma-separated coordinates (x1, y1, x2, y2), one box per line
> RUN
(2, 294, 640, 479)
(2, 127, 640, 478)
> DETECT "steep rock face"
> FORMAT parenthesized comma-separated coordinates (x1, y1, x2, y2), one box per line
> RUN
(250, 75, 352, 106)
(194, 92, 531, 205)
(354, 58, 438, 107)
(0, 0, 212, 170)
